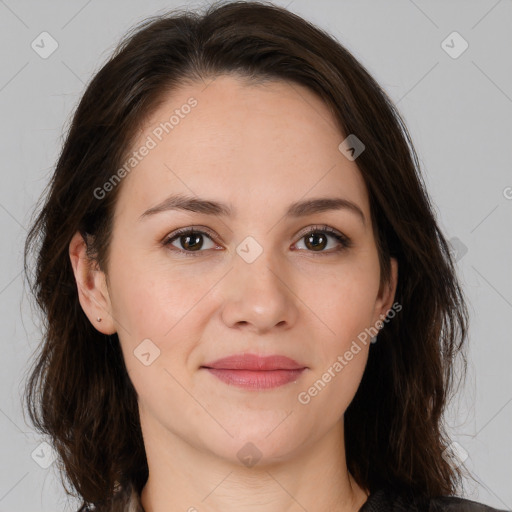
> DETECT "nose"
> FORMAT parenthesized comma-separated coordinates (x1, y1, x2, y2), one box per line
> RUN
(219, 247, 299, 334)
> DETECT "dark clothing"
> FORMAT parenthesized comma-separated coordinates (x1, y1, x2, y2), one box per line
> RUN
(359, 487, 509, 512)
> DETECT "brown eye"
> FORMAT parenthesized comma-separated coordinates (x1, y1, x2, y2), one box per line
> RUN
(294, 226, 351, 254)
(164, 229, 217, 255)
(304, 232, 328, 251)
(176, 232, 204, 251)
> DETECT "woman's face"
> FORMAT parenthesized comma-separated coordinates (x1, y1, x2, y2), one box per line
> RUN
(95, 75, 397, 464)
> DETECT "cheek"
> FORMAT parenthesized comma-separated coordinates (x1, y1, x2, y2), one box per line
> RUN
(109, 272, 167, 339)
(304, 352, 368, 426)
(106, 249, 215, 385)
(109, 266, 199, 408)
(304, 258, 380, 343)
(107, 247, 210, 340)
(297, 276, 372, 417)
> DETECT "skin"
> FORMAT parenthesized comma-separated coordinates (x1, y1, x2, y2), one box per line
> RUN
(69, 74, 398, 512)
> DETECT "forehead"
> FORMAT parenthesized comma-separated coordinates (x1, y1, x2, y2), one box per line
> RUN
(116, 74, 370, 221)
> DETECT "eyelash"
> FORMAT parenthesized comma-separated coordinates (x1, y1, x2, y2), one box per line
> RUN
(162, 225, 352, 257)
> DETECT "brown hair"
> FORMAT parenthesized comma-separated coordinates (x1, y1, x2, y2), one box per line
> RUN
(23, 1, 470, 510)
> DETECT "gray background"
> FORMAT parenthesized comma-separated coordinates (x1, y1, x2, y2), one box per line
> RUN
(1, 0, 511, 510)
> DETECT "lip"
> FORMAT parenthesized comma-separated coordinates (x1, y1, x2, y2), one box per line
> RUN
(201, 353, 307, 390)
(203, 368, 306, 389)
(201, 353, 306, 371)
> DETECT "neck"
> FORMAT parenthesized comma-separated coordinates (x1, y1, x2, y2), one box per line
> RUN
(140, 416, 369, 512)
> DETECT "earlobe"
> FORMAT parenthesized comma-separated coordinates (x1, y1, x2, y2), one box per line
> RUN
(68, 231, 116, 335)
(374, 257, 399, 327)
(388, 257, 398, 308)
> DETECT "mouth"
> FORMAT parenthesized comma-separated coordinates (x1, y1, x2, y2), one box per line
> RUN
(202, 353, 306, 370)
(200, 353, 307, 390)
(201, 368, 306, 389)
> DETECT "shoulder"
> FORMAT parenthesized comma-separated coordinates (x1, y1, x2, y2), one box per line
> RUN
(360, 487, 510, 512)
(427, 495, 509, 512)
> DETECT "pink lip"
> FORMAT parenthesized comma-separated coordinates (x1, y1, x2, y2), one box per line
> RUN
(202, 353, 305, 370)
(201, 353, 307, 390)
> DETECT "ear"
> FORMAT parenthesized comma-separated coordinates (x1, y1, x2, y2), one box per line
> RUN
(372, 257, 398, 329)
(69, 231, 116, 335)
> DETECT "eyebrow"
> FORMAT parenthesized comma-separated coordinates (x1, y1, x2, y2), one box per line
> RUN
(139, 193, 366, 226)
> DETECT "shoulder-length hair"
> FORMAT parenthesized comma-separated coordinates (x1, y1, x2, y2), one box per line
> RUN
(23, 1, 470, 509)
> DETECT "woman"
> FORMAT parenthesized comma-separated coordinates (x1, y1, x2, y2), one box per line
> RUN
(23, 1, 507, 511)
